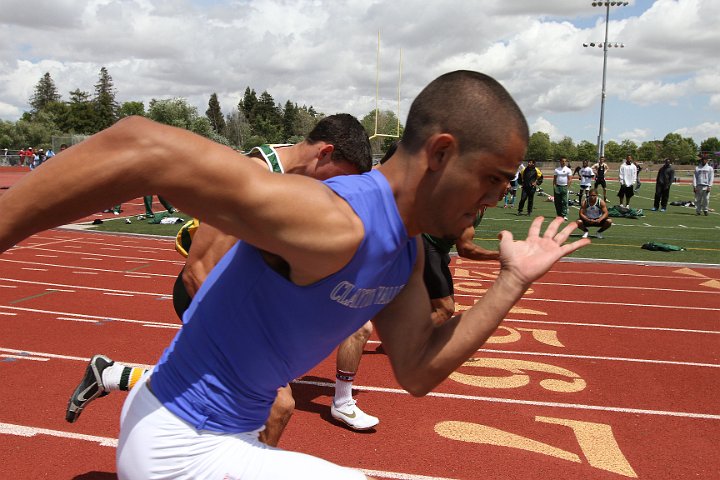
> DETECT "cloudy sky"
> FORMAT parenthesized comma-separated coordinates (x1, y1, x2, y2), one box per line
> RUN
(1, 0, 719, 145)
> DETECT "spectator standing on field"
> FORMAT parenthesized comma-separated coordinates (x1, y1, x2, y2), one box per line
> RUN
(693, 154, 714, 216)
(618, 155, 637, 208)
(652, 158, 675, 212)
(144, 195, 178, 218)
(577, 159, 594, 206)
(553, 157, 573, 219)
(517, 158, 542, 216)
(591, 156, 609, 201)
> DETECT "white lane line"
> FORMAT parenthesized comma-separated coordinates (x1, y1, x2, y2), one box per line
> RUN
(519, 297, 720, 312)
(0, 285, 17, 289)
(0, 312, 17, 315)
(501, 318, 720, 335)
(71, 271, 98, 275)
(0, 306, 178, 329)
(0, 422, 457, 480)
(476, 348, 720, 369)
(455, 278, 717, 295)
(0, 354, 48, 361)
(103, 292, 134, 297)
(46, 288, 75, 293)
(55, 317, 99, 324)
(294, 380, 720, 420)
(80, 257, 103, 261)
(0, 258, 176, 279)
(99, 248, 121, 251)
(21, 268, 48, 272)
(0, 422, 117, 447)
(34, 255, 58, 258)
(7, 246, 181, 264)
(142, 324, 180, 329)
(0, 277, 167, 297)
(64, 245, 82, 249)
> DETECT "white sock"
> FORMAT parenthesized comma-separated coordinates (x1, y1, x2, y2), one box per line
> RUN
(334, 370, 355, 406)
(101, 363, 125, 391)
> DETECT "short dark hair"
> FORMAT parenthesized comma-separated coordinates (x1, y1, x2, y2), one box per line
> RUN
(402, 71, 528, 156)
(306, 114, 372, 173)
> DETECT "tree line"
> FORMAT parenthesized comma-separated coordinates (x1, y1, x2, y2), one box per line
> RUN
(2, 69, 717, 164)
(0, 69, 401, 154)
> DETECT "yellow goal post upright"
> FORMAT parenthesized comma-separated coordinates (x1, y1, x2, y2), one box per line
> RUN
(369, 30, 403, 143)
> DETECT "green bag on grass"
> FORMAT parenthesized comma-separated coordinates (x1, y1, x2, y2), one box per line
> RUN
(641, 242, 685, 252)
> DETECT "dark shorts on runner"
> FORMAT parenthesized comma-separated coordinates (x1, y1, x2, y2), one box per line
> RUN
(423, 236, 454, 299)
(618, 184, 634, 199)
(595, 179, 606, 189)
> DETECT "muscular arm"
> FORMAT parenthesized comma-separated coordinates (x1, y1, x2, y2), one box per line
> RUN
(0, 117, 362, 284)
(454, 224, 499, 261)
(182, 223, 240, 297)
(374, 217, 589, 396)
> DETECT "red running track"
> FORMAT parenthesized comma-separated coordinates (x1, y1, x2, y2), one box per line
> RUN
(0, 229, 718, 479)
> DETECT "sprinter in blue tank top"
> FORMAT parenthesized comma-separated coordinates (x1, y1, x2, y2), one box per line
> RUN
(0, 71, 590, 479)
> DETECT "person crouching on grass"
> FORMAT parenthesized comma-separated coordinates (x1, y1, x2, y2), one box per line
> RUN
(576, 188, 612, 239)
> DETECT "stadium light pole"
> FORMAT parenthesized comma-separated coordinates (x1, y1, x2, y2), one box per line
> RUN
(584, 1, 628, 160)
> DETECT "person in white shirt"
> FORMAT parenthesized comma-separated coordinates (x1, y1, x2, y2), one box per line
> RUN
(577, 159, 595, 206)
(553, 157, 573, 219)
(618, 155, 638, 208)
(693, 154, 715, 216)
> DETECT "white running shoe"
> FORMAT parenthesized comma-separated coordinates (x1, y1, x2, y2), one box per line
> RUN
(581, 231, 589, 239)
(595, 232, 604, 239)
(331, 399, 379, 430)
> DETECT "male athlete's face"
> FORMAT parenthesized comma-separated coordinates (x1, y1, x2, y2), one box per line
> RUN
(583, 160, 588, 167)
(424, 132, 525, 240)
(589, 191, 598, 202)
(560, 159, 567, 167)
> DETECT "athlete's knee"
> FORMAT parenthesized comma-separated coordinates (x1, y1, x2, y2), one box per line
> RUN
(353, 321, 373, 342)
(274, 385, 295, 418)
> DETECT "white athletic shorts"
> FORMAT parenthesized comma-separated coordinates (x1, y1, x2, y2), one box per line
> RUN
(117, 372, 367, 480)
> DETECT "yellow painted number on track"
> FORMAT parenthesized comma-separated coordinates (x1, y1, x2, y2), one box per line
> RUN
(435, 417, 637, 478)
(450, 358, 586, 393)
(486, 326, 564, 347)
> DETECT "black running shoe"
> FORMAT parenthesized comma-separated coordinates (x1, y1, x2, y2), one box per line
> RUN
(65, 355, 114, 423)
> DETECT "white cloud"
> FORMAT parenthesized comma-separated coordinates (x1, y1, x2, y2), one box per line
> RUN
(530, 116, 563, 141)
(616, 128, 652, 144)
(674, 122, 720, 141)
(1, 0, 719, 146)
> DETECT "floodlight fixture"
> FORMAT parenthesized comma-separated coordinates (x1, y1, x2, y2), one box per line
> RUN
(586, 0, 629, 159)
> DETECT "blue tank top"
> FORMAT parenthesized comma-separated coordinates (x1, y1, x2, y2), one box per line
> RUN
(151, 169, 416, 432)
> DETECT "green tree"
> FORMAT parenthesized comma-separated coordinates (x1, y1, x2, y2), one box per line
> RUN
(525, 131, 552, 163)
(576, 140, 597, 163)
(361, 109, 402, 154)
(205, 93, 226, 134)
(118, 101, 145, 118)
(240, 87, 258, 124)
(65, 89, 98, 134)
(603, 141, 623, 162)
(700, 137, 720, 156)
(618, 139, 638, 160)
(552, 136, 577, 162)
(13, 110, 62, 150)
(637, 141, 660, 164)
(282, 100, 297, 140)
(683, 136, 698, 155)
(251, 91, 283, 142)
(29, 72, 62, 114)
(660, 133, 695, 164)
(147, 98, 198, 130)
(242, 134, 268, 152)
(292, 106, 319, 138)
(224, 108, 251, 148)
(93, 67, 119, 132)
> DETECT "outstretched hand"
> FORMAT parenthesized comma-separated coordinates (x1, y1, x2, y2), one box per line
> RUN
(497, 216, 590, 287)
